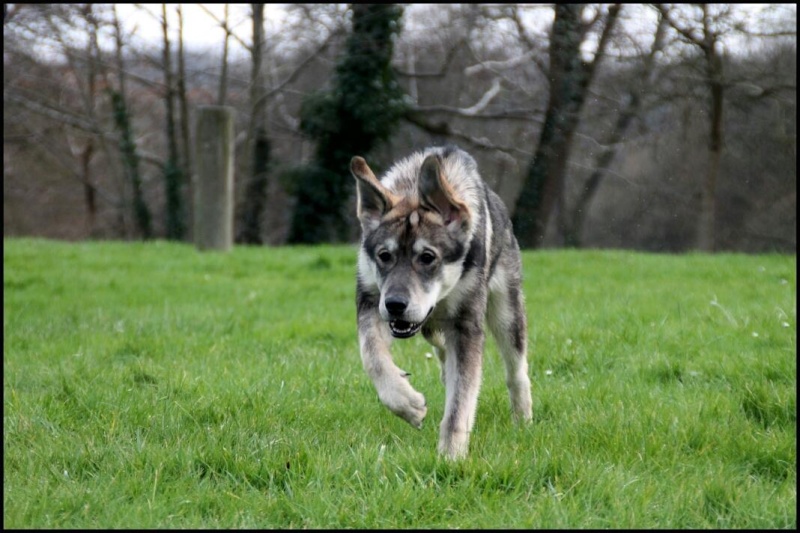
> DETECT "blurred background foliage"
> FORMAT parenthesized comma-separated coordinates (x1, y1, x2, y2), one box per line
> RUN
(3, 3, 796, 252)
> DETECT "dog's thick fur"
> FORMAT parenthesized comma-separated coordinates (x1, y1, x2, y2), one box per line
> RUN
(351, 146, 532, 459)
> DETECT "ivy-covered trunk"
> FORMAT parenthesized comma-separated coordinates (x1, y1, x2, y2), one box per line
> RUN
(287, 4, 407, 244)
(109, 90, 153, 239)
(161, 3, 186, 241)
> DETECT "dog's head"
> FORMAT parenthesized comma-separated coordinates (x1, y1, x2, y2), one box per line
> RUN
(351, 154, 473, 338)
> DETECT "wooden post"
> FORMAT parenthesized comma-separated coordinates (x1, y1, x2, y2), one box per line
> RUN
(194, 106, 234, 251)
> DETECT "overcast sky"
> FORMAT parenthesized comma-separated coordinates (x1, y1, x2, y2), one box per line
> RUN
(113, 3, 796, 60)
(114, 3, 279, 60)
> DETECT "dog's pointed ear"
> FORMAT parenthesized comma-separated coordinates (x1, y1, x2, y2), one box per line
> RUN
(351, 156, 397, 230)
(419, 154, 470, 232)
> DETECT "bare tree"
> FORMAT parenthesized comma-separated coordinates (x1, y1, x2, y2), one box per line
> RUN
(562, 8, 668, 247)
(3, 5, 129, 237)
(176, 4, 193, 236)
(512, 3, 621, 249)
(111, 5, 153, 238)
(237, 3, 271, 245)
(196, 3, 233, 105)
(161, 3, 186, 240)
(218, 4, 230, 105)
(652, 4, 724, 251)
(3, 3, 795, 251)
(657, 3, 795, 252)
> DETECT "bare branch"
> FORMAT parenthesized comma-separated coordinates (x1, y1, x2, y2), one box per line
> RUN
(217, 3, 229, 105)
(745, 30, 798, 38)
(254, 27, 344, 108)
(586, 3, 621, 74)
(6, 90, 164, 168)
(6, 91, 101, 134)
(403, 112, 531, 158)
(197, 3, 251, 52)
(21, 126, 121, 206)
(394, 39, 465, 78)
(132, 3, 160, 22)
(579, 5, 604, 40)
(464, 52, 536, 77)
(656, 4, 706, 48)
(510, 6, 548, 76)
(409, 105, 540, 121)
(407, 77, 541, 120)
(463, 78, 502, 115)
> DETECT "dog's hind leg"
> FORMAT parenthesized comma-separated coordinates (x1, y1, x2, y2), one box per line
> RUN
(487, 266, 533, 424)
(423, 328, 447, 386)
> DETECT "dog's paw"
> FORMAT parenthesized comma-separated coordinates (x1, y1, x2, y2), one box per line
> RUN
(512, 403, 533, 425)
(437, 430, 469, 460)
(509, 377, 533, 424)
(377, 373, 427, 429)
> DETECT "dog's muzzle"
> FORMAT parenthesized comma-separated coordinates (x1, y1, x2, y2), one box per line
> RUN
(389, 308, 433, 339)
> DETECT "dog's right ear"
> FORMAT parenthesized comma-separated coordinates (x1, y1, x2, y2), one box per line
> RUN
(351, 156, 398, 231)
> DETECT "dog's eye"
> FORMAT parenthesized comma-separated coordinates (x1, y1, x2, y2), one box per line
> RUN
(377, 250, 393, 263)
(419, 251, 437, 265)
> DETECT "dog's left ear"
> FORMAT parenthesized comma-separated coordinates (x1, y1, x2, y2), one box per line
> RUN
(419, 154, 470, 233)
(351, 156, 398, 231)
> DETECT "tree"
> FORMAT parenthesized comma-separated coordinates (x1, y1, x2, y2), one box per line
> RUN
(3, 4, 794, 251)
(111, 5, 153, 239)
(286, 3, 407, 244)
(656, 4, 726, 251)
(237, 3, 271, 245)
(160, 3, 186, 240)
(512, 4, 620, 249)
(217, 4, 230, 106)
(655, 3, 796, 252)
(3, 4, 140, 238)
(561, 9, 667, 247)
(176, 4, 193, 239)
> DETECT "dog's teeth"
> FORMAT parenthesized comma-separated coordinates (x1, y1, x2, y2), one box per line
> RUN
(389, 319, 423, 338)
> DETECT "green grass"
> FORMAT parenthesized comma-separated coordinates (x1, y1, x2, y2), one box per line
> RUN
(3, 237, 796, 528)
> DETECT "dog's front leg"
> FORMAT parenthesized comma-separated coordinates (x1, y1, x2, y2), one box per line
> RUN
(357, 301, 427, 428)
(438, 316, 485, 459)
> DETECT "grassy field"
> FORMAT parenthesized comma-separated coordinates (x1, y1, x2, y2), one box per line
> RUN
(3, 237, 796, 528)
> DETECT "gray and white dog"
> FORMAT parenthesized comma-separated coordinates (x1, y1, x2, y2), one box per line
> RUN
(351, 146, 532, 459)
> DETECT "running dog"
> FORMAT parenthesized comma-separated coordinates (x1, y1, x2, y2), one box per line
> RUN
(351, 146, 532, 459)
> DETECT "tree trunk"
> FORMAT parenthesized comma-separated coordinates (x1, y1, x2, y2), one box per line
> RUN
(83, 7, 98, 236)
(697, 50, 724, 252)
(656, 4, 727, 253)
(512, 4, 591, 248)
(162, 3, 186, 240)
(112, 5, 152, 239)
(286, 3, 406, 244)
(237, 3, 270, 245)
(563, 12, 666, 247)
(110, 91, 152, 239)
(217, 3, 230, 106)
(177, 4, 193, 240)
(81, 143, 97, 233)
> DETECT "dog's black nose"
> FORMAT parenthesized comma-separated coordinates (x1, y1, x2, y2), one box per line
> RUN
(385, 296, 408, 316)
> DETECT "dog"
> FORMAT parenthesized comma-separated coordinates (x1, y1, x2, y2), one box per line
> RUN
(350, 146, 532, 459)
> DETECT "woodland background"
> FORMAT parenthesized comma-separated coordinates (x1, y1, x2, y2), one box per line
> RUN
(3, 3, 796, 252)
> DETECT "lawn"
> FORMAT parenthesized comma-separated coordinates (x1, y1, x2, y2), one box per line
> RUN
(3, 238, 796, 528)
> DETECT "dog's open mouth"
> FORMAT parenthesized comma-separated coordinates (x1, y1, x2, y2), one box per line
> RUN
(389, 308, 433, 339)
(389, 319, 424, 338)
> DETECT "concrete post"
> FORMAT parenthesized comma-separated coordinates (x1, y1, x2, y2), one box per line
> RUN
(193, 106, 235, 251)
